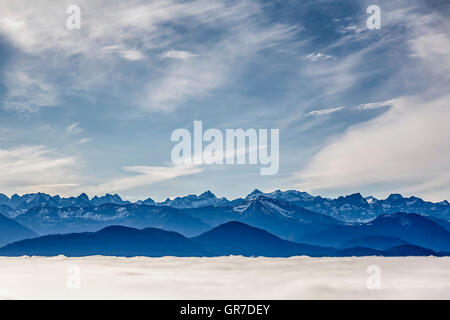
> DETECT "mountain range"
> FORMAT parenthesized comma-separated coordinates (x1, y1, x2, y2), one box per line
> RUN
(0, 221, 443, 258)
(0, 225, 206, 257)
(297, 212, 450, 252)
(2, 189, 449, 221)
(14, 204, 211, 237)
(245, 190, 450, 221)
(0, 189, 450, 257)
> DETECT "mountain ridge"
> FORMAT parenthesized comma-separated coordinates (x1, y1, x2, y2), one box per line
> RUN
(0, 213, 38, 247)
(0, 221, 441, 258)
(2, 189, 449, 222)
(298, 212, 450, 252)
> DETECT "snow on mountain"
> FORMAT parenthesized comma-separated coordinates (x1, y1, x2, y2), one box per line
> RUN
(226, 196, 341, 241)
(159, 191, 230, 209)
(0, 192, 130, 211)
(247, 190, 450, 222)
(4, 189, 448, 223)
(90, 194, 130, 206)
(15, 203, 210, 237)
(245, 189, 315, 202)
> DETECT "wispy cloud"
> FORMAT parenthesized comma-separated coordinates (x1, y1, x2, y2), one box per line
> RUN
(120, 50, 145, 61)
(305, 52, 333, 62)
(355, 100, 395, 111)
(305, 107, 343, 117)
(0, 144, 203, 196)
(66, 122, 82, 134)
(2, 68, 59, 111)
(0, 0, 299, 113)
(76, 138, 93, 144)
(144, 22, 298, 112)
(160, 50, 198, 60)
(337, 25, 365, 35)
(0, 145, 80, 195)
(83, 164, 204, 195)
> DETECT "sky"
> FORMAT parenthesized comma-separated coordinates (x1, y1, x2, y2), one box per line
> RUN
(0, 0, 449, 202)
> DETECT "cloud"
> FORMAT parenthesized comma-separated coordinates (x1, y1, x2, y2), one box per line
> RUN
(66, 122, 82, 134)
(337, 25, 365, 35)
(305, 52, 333, 62)
(0, 144, 203, 196)
(144, 22, 298, 111)
(1, 256, 449, 299)
(2, 68, 59, 111)
(0, 0, 299, 113)
(160, 50, 198, 59)
(83, 164, 204, 194)
(303, 42, 382, 99)
(0, 0, 227, 55)
(76, 138, 93, 144)
(298, 2, 447, 102)
(305, 107, 344, 117)
(120, 50, 145, 61)
(0, 145, 80, 195)
(296, 94, 450, 201)
(408, 32, 450, 76)
(355, 100, 395, 111)
(293, 0, 450, 201)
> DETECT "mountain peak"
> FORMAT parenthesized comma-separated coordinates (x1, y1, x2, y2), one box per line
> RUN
(215, 220, 250, 230)
(97, 225, 139, 234)
(77, 193, 89, 201)
(386, 193, 404, 201)
(245, 189, 263, 200)
(143, 197, 155, 204)
(199, 191, 216, 199)
(348, 192, 363, 198)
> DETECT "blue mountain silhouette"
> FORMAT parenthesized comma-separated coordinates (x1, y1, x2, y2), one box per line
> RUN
(0, 221, 439, 258)
(192, 221, 338, 257)
(340, 236, 409, 251)
(15, 204, 210, 237)
(0, 213, 38, 247)
(298, 212, 450, 252)
(0, 225, 206, 257)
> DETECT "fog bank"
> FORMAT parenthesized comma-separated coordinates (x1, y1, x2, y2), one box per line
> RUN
(0, 256, 449, 299)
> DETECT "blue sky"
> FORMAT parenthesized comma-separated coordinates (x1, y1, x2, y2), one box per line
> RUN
(0, 0, 449, 201)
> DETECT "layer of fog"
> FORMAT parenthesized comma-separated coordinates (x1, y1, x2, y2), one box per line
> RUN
(0, 255, 449, 299)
